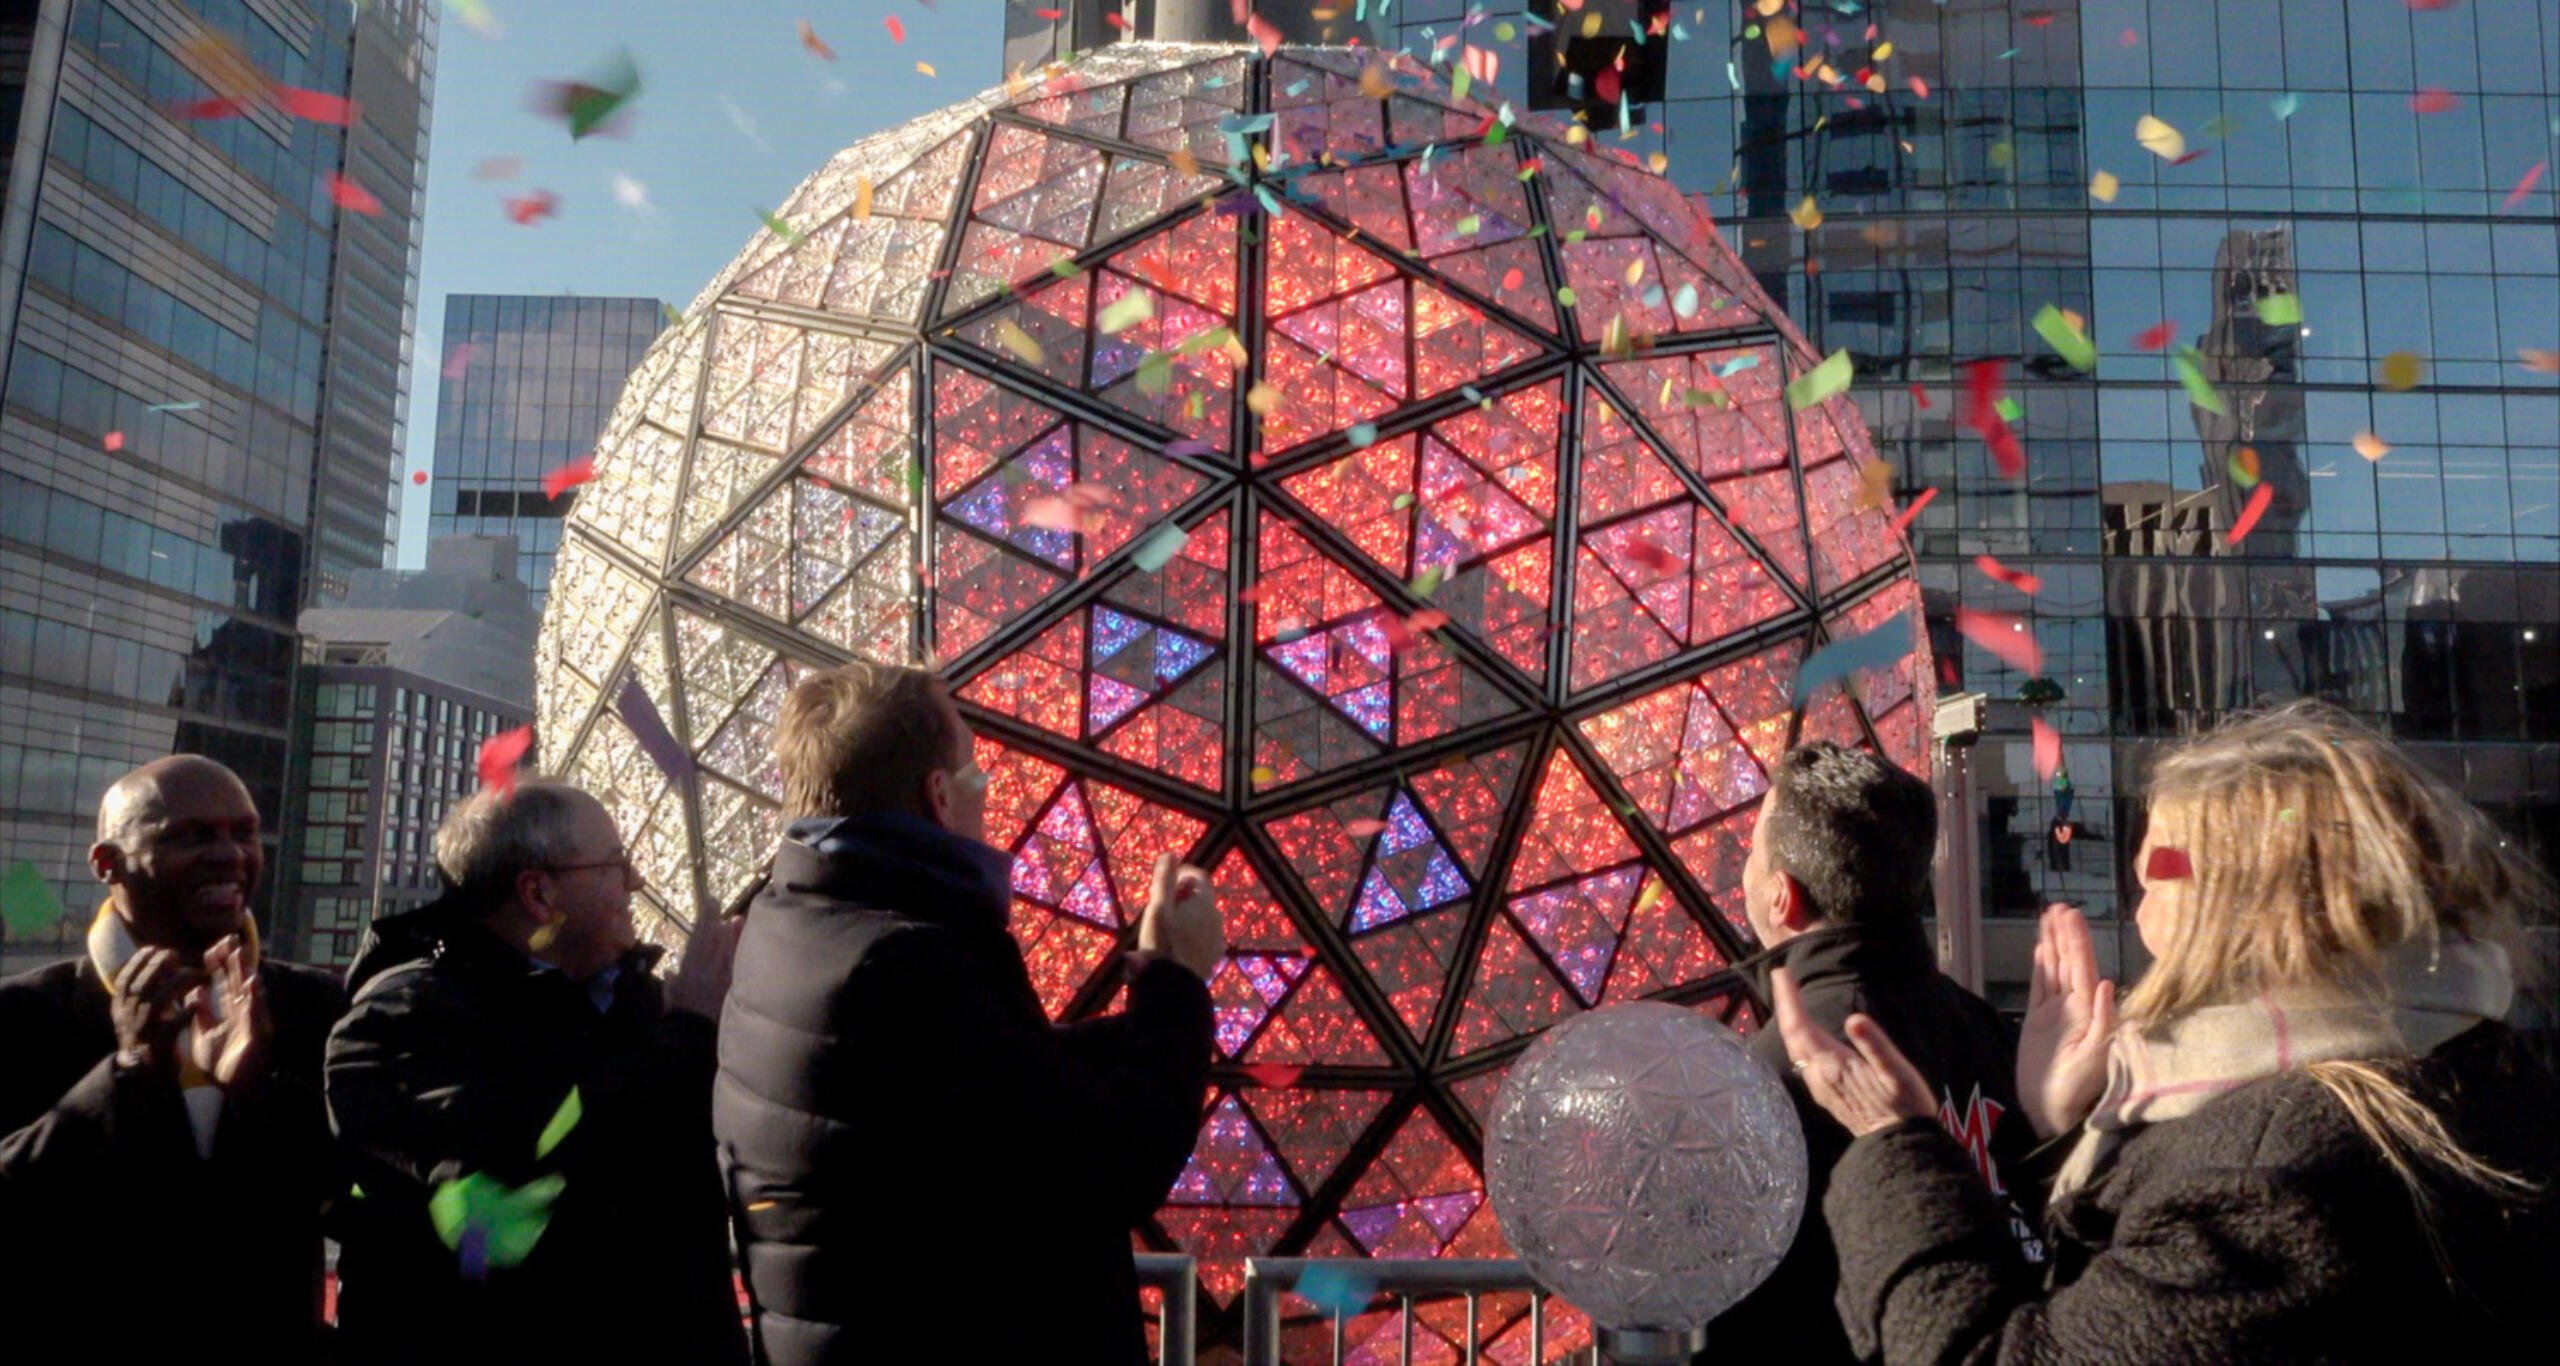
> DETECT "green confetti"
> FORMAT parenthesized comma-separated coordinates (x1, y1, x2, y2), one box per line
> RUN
(755, 208, 800, 243)
(430, 1173, 565, 1273)
(1, 860, 66, 936)
(558, 49, 640, 141)
(1456, 214, 1481, 237)
(1483, 119, 1509, 148)
(1995, 396, 2024, 422)
(1409, 564, 1447, 599)
(1048, 256, 1082, 279)
(1097, 291, 1155, 336)
(659, 303, 683, 330)
(1134, 352, 1174, 396)
(1391, 492, 1416, 510)
(1451, 68, 1472, 102)
(534, 1088, 582, 1160)
(2171, 345, 2229, 416)
(2270, 92, 2302, 121)
(1785, 348, 1855, 411)
(1554, 285, 1578, 308)
(2030, 304, 2097, 372)
(1346, 422, 1379, 447)
(2256, 293, 2302, 326)
(1131, 523, 1189, 573)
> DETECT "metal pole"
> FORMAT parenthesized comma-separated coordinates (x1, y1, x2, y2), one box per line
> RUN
(1930, 692, 1987, 992)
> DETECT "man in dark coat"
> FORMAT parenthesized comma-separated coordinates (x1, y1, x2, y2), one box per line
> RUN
(326, 779, 747, 1366)
(716, 662, 1220, 1366)
(1704, 743, 2039, 1362)
(0, 755, 345, 1362)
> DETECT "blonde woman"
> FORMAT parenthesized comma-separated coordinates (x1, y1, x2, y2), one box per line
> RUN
(1772, 703, 2558, 1360)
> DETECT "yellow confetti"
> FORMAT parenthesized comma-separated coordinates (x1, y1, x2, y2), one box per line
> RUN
(1358, 61, 1394, 98)
(1623, 256, 1646, 286)
(1765, 16, 1801, 54)
(1246, 382, 1282, 416)
(993, 319, 1044, 367)
(2089, 170, 2120, 202)
(1632, 878, 1666, 916)
(2135, 114, 2185, 160)
(2379, 351, 2425, 391)
(1170, 146, 1199, 177)
(1250, 764, 1277, 785)
(1754, 0, 1784, 14)
(2353, 431, 2391, 461)
(1647, 152, 1669, 173)
(853, 177, 874, 220)
(1873, 41, 1895, 61)
(1581, 11, 1603, 37)
(1790, 195, 1823, 231)
(916, 61, 937, 77)
(1097, 291, 1154, 336)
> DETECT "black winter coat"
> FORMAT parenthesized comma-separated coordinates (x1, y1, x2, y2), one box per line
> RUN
(1705, 920, 2039, 1364)
(0, 950, 345, 1363)
(325, 897, 747, 1366)
(1827, 1020, 2560, 1363)
(715, 813, 1214, 1366)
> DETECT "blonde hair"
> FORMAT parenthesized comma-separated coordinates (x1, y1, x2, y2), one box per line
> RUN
(2130, 702, 2550, 1208)
(773, 662, 961, 822)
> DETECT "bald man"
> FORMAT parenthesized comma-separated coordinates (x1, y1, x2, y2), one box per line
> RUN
(0, 755, 346, 1362)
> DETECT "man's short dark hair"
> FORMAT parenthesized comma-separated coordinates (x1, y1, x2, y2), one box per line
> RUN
(775, 662, 961, 822)
(1761, 742, 1937, 926)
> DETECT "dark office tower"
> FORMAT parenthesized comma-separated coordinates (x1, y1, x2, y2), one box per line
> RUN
(0, 0, 434, 974)
(427, 293, 669, 602)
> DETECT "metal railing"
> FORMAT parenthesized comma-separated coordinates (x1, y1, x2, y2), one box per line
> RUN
(1136, 1253, 1198, 1366)
(1240, 1258, 1600, 1366)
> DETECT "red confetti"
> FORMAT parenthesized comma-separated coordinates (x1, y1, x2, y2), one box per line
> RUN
(1035, 7, 1064, 18)
(1344, 819, 1390, 838)
(1973, 554, 2044, 595)
(1246, 10, 1284, 58)
(2406, 0, 2455, 8)
(883, 14, 906, 42)
(327, 172, 381, 215)
(2144, 846, 2193, 882)
(1908, 75, 1930, 100)
(2226, 481, 2275, 545)
(1621, 540, 1683, 575)
(1500, 267, 1526, 291)
(412, 470, 429, 485)
(543, 455, 597, 500)
(273, 86, 358, 125)
(504, 190, 559, 225)
(169, 96, 248, 120)
(2025, 12, 2058, 27)
(1103, 11, 1131, 30)
(798, 19, 836, 60)
(103, 430, 125, 452)
(1887, 486, 1937, 535)
(1235, 582, 1273, 605)
(1954, 606, 2044, 676)
(1965, 360, 2025, 477)
(2031, 715, 2061, 784)
(2504, 161, 2547, 211)
(2409, 88, 2456, 115)
(1908, 383, 1932, 410)
(2133, 319, 2177, 351)
(477, 726, 534, 795)
(1243, 1064, 1304, 1088)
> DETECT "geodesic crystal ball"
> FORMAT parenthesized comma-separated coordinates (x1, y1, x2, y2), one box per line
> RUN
(1485, 1002, 1805, 1333)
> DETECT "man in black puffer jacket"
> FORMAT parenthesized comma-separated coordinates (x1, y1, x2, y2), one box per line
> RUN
(1704, 744, 2040, 1363)
(716, 663, 1219, 1366)
(326, 780, 747, 1366)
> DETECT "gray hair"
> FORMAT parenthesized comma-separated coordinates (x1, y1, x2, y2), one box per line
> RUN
(435, 780, 590, 899)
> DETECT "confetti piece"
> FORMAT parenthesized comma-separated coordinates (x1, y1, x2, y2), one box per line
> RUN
(1250, 764, 1277, 785)
(1131, 523, 1189, 573)
(1909, 383, 1933, 410)
(146, 400, 200, 413)
(2171, 346, 2228, 415)
(2088, 170, 2119, 202)
(883, 14, 906, 43)
(2031, 304, 2096, 372)
(2255, 293, 2302, 326)
(102, 430, 124, 452)
(2226, 481, 2275, 545)
(412, 470, 429, 485)
(451, 0, 501, 37)
(1793, 611, 1916, 704)
(443, 343, 475, 380)
(473, 156, 521, 180)
(477, 726, 534, 796)
(2379, 351, 2425, 391)
(2270, 92, 2302, 121)
(1345, 422, 1378, 448)
(2504, 161, 2547, 211)
(799, 19, 835, 60)
(1, 860, 67, 936)
(2227, 445, 2262, 489)
(1785, 348, 1854, 410)
(538, 49, 640, 141)
(1555, 286, 1578, 308)
(1954, 606, 2044, 676)
(757, 208, 801, 242)
(1097, 291, 1155, 336)
(2144, 846, 2192, 882)
(1789, 195, 1823, 230)
(1247, 11, 1283, 57)
(1974, 555, 2043, 595)
(430, 1172, 564, 1278)
(274, 86, 358, 126)
(1621, 541, 1682, 576)
(1908, 74, 1930, 99)
(1856, 459, 1895, 511)
(327, 172, 382, 215)
(614, 678, 694, 782)
(2408, 88, 2455, 114)
(1343, 818, 1389, 839)
(2031, 716, 2061, 784)
(1965, 361, 2026, 477)
(2354, 431, 2391, 461)
(1243, 1063, 1305, 1088)
(2520, 349, 2560, 375)
(504, 190, 558, 225)
(2132, 319, 2176, 351)
(2134, 114, 2185, 161)
(992, 319, 1044, 366)
(1246, 382, 1282, 416)
(533, 1088, 583, 1160)
(543, 455, 596, 499)
(1295, 1263, 1379, 1318)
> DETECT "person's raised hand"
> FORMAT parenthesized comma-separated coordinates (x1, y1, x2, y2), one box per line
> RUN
(1137, 853, 1222, 982)
(111, 946, 201, 1078)
(668, 913, 744, 1021)
(1772, 966, 1935, 1138)
(2017, 903, 2119, 1140)
(186, 934, 269, 1088)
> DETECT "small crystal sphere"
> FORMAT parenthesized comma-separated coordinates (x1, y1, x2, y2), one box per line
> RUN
(1484, 1002, 1806, 1335)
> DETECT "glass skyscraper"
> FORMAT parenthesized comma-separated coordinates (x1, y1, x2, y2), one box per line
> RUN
(0, 0, 434, 970)
(1023, 0, 2557, 1008)
(426, 292, 670, 601)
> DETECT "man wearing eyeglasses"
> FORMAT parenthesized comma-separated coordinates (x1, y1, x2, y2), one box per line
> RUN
(325, 780, 748, 1365)
(716, 661, 1222, 1366)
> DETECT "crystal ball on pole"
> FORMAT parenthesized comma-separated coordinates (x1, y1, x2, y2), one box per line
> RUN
(1485, 1002, 1805, 1359)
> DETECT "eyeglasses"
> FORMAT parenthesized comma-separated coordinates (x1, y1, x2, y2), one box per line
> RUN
(542, 852, 643, 888)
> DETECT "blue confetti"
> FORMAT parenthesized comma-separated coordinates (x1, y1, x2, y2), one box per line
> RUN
(1295, 1263, 1379, 1318)
(1346, 422, 1379, 447)
(1793, 611, 1917, 704)
(1131, 523, 1190, 574)
(1715, 354, 1762, 378)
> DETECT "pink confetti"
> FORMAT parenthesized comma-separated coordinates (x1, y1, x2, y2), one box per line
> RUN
(504, 190, 559, 225)
(443, 343, 475, 381)
(2226, 481, 2275, 544)
(2133, 319, 2177, 351)
(1887, 487, 1938, 535)
(1246, 10, 1283, 57)
(412, 470, 429, 485)
(103, 430, 125, 452)
(274, 86, 358, 125)
(327, 172, 381, 215)
(2504, 161, 2547, 211)
(1954, 606, 2044, 676)
(169, 96, 248, 120)
(884, 14, 905, 42)
(1344, 819, 1390, 838)
(1907, 75, 1929, 100)
(1973, 554, 2043, 595)
(477, 726, 534, 795)
(2409, 88, 2456, 114)
(2031, 716, 2061, 784)
(543, 455, 596, 499)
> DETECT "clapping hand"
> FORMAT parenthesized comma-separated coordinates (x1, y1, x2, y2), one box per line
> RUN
(1137, 854, 1222, 981)
(2017, 903, 2119, 1140)
(185, 934, 269, 1089)
(1771, 966, 1937, 1138)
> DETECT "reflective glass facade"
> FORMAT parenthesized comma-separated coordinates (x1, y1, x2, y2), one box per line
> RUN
(427, 293, 670, 601)
(0, 0, 433, 968)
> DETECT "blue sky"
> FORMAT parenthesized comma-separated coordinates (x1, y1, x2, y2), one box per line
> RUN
(392, 2, 1008, 565)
